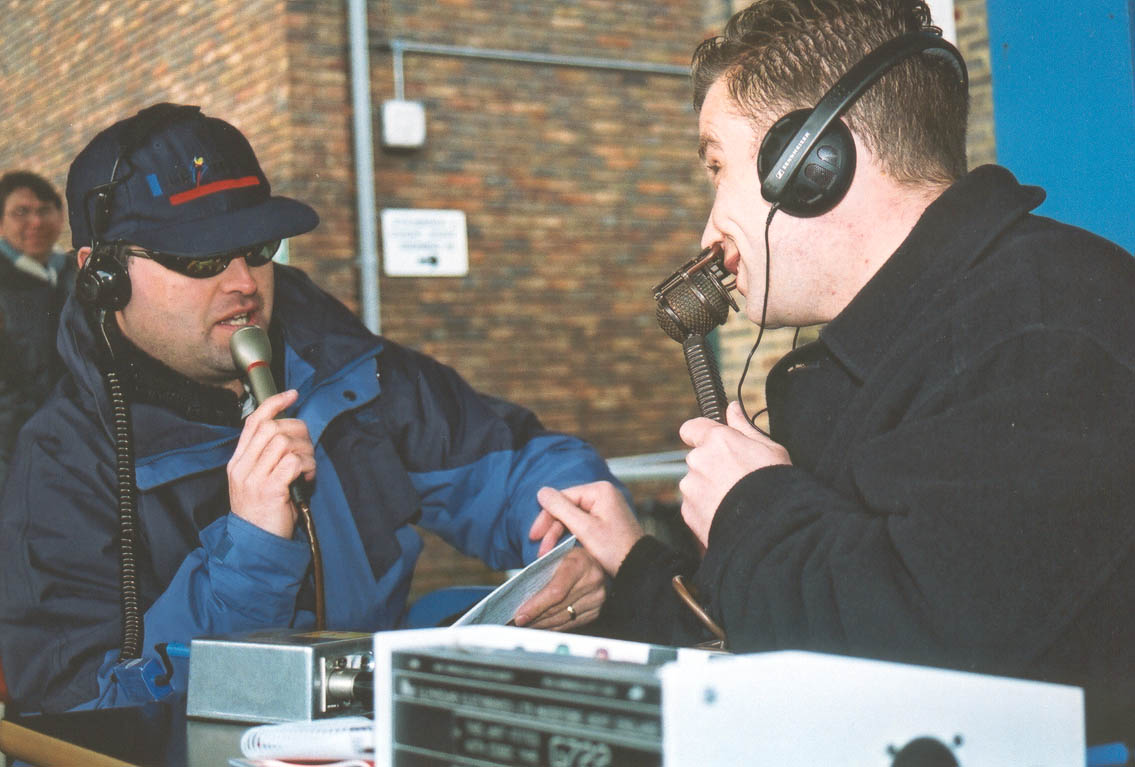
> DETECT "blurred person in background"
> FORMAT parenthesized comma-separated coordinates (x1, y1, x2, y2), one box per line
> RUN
(0, 170, 74, 487)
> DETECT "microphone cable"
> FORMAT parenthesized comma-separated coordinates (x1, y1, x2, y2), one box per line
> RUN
(230, 326, 326, 630)
(297, 494, 326, 631)
(736, 204, 779, 436)
(95, 309, 144, 661)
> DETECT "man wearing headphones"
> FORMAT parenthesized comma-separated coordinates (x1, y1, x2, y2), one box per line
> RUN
(537, 0, 1135, 744)
(0, 104, 616, 711)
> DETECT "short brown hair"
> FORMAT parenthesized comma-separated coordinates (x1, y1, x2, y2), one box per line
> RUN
(0, 171, 63, 215)
(691, 0, 968, 186)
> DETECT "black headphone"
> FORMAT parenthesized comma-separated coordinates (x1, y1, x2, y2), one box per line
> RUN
(76, 104, 201, 311)
(756, 29, 968, 218)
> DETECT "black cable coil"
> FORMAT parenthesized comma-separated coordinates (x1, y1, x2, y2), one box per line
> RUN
(106, 368, 143, 661)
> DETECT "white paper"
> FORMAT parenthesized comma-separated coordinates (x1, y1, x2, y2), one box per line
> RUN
(453, 535, 577, 626)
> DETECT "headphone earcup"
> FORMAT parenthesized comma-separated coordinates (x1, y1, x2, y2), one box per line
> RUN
(76, 248, 131, 311)
(758, 109, 857, 217)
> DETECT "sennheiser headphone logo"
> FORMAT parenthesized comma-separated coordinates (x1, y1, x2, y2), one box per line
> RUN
(775, 130, 812, 179)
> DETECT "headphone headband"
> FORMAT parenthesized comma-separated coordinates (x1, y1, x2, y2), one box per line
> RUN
(760, 30, 968, 205)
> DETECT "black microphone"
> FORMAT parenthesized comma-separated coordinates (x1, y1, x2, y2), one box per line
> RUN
(229, 325, 307, 507)
(653, 246, 738, 423)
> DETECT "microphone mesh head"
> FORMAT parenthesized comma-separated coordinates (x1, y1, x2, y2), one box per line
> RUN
(656, 268, 732, 342)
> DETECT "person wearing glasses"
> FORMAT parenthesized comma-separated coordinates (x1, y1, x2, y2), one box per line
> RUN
(0, 171, 74, 488)
(0, 104, 616, 712)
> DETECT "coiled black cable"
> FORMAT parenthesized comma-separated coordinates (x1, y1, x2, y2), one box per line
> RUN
(105, 366, 143, 661)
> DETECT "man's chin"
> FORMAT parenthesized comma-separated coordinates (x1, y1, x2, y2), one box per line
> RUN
(748, 309, 785, 329)
(198, 365, 248, 396)
(25, 247, 55, 263)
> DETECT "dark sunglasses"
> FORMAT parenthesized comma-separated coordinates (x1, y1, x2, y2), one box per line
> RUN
(118, 239, 281, 279)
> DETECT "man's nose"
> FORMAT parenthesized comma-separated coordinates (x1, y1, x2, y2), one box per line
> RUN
(700, 217, 721, 250)
(220, 257, 259, 291)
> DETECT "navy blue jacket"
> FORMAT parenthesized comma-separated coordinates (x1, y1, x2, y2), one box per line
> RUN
(0, 264, 616, 712)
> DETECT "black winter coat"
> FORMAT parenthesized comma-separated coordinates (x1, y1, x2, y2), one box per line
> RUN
(603, 166, 1135, 744)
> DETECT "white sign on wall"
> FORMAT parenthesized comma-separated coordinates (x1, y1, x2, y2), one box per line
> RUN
(380, 208, 469, 277)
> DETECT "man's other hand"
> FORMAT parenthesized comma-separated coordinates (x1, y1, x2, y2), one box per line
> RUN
(534, 482, 644, 577)
(511, 546, 608, 631)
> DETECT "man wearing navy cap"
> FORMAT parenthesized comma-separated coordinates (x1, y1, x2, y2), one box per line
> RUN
(0, 103, 617, 711)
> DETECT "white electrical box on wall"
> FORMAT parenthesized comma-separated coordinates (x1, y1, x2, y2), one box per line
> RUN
(380, 208, 469, 277)
(381, 99, 427, 148)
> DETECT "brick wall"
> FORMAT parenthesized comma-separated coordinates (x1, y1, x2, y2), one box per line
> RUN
(280, 0, 357, 289)
(365, 1, 713, 460)
(0, 0, 299, 245)
(956, 0, 997, 168)
(361, 0, 715, 596)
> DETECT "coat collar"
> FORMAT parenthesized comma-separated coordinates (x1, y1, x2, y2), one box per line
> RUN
(0, 237, 67, 284)
(817, 165, 1045, 381)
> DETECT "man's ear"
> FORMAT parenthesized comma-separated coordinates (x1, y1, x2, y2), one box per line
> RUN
(76, 246, 91, 270)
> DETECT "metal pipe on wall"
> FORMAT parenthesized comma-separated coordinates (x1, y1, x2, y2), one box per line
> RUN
(347, 0, 382, 333)
(387, 39, 690, 98)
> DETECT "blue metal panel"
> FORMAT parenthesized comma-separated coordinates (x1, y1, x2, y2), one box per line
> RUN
(986, 0, 1135, 252)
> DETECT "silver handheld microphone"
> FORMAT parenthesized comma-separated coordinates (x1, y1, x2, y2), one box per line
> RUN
(230, 325, 278, 406)
(229, 324, 325, 628)
(230, 325, 309, 509)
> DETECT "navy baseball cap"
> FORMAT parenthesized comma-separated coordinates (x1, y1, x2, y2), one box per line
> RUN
(66, 103, 318, 255)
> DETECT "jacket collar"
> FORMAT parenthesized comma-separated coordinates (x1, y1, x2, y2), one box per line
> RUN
(817, 164, 1045, 381)
(0, 237, 67, 284)
(272, 264, 381, 393)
